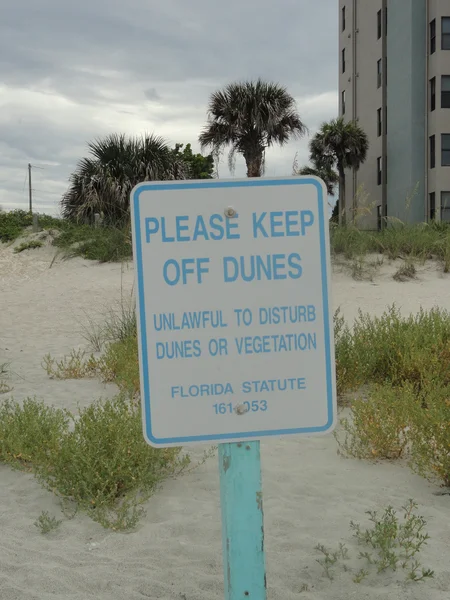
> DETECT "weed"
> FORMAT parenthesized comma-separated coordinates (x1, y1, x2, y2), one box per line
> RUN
(334, 305, 450, 395)
(14, 240, 44, 253)
(34, 511, 62, 534)
(393, 260, 417, 282)
(408, 382, 450, 486)
(350, 500, 433, 579)
(36, 395, 189, 529)
(0, 398, 70, 469)
(53, 225, 132, 263)
(42, 350, 101, 380)
(0, 395, 191, 530)
(337, 384, 413, 460)
(352, 569, 369, 583)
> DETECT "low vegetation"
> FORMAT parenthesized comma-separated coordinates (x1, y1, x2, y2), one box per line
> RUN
(335, 305, 450, 487)
(14, 240, 44, 253)
(314, 500, 433, 584)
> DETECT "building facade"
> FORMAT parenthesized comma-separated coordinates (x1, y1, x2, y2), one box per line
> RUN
(338, 0, 450, 227)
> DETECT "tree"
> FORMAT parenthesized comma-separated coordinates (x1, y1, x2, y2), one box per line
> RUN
(199, 79, 307, 177)
(61, 134, 188, 225)
(309, 117, 368, 224)
(171, 143, 215, 179)
(293, 155, 339, 196)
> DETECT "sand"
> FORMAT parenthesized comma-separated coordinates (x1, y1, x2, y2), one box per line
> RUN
(1, 239, 449, 600)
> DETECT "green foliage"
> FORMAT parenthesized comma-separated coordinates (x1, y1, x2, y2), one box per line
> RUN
(330, 222, 450, 269)
(335, 305, 450, 485)
(199, 79, 306, 177)
(34, 511, 62, 534)
(334, 305, 450, 394)
(61, 133, 188, 225)
(53, 224, 132, 262)
(0, 395, 189, 530)
(350, 500, 433, 581)
(313, 501, 433, 585)
(409, 383, 450, 487)
(293, 153, 338, 196)
(338, 384, 414, 460)
(0, 210, 63, 243)
(0, 398, 70, 469)
(14, 240, 44, 253)
(37, 395, 189, 529)
(393, 260, 417, 282)
(101, 335, 140, 395)
(171, 143, 214, 179)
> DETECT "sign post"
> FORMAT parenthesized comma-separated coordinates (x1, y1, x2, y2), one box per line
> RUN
(130, 177, 336, 599)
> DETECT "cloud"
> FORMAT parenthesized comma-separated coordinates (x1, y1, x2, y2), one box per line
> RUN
(0, 0, 337, 215)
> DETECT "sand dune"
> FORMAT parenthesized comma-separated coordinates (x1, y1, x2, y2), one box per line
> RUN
(1, 241, 449, 600)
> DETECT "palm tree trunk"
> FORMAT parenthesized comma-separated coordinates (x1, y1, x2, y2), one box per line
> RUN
(245, 152, 263, 177)
(338, 166, 346, 226)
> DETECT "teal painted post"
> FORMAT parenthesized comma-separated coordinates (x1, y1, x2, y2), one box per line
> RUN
(218, 441, 267, 600)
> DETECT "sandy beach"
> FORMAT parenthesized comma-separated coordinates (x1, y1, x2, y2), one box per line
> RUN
(1, 239, 449, 600)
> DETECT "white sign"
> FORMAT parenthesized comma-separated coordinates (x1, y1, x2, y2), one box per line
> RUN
(131, 177, 336, 447)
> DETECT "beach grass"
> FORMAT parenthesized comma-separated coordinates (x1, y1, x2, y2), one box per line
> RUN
(335, 305, 450, 487)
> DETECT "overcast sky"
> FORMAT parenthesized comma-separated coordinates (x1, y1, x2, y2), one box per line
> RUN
(0, 0, 337, 215)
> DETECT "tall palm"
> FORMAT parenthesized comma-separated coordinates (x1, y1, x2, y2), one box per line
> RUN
(309, 117, 368, 224)
(61, 133, 188, 224)
(293, 155, 339, 196)
(199, 79, 307, 177)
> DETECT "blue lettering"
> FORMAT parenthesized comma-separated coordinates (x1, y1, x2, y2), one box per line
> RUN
(193, 215, 209, 241)
(176, 216, 190, 241)
(161, 217, 175, 242)
(223, 256, 239, 282)
(285, 211, 299, 236)
(288, 253, 302, 278)
(300, 210, 314, 235)
(252, 212, 268, 238)
(209, 214, 225, 240)
(145, 217, 159, 242)
(269, 212, 284, 237)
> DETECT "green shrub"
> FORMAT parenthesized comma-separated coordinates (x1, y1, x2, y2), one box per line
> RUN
(53, 225, 132, 262)
(37, 395, 188, 528)
(338, 384, 414, 460)
(101, 335, 140, 395)
(335, 305, 450, 395)
(0, 398, 69, 469)
(0, 395, 189, 529)
(409, 383, 450, 487)
(14, 240, 44, 253)
(0, 210, 64, 243)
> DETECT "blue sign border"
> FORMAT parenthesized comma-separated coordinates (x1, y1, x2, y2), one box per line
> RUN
(132, 177, 335, 445)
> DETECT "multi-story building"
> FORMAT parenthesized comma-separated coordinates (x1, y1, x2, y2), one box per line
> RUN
(338, 0, 450, 228)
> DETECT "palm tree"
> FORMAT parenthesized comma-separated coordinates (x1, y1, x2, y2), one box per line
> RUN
(199, 79, 307, 177)
(309, 117, 368, 224)
(61, 134, 189, 225)
(293, 155, 339, 196)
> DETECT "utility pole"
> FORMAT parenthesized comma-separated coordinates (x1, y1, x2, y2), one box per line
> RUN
(28, 163, 33, 214)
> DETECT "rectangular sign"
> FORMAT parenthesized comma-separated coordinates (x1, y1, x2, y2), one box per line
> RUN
(131, 177, 336, 447)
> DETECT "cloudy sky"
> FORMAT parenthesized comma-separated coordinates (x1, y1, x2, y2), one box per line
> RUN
(0, 0, 337, 215)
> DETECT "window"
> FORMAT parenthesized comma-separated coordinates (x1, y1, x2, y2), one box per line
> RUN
(429, 192, 435, 221)
(342, 6, 346, 31)
(341, 90, 346, 115)
(442, 192, 450, 221)
(377, 157, 382, 185)
(377, 59, 382, 88)
(430, 135, 435, 168)
(442, 18, 450, 50)
(377, 205, 382, 231)
(442, 134, 450, 165)
(377, 10, 382, 39)
(384, 106, 387, 134)
(430, 19, 436, 54)
(377, 108, 382, 136)
(442, 76, 450, 108)
(342, 48, 346, 73)
(430, 77, 436, 111)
